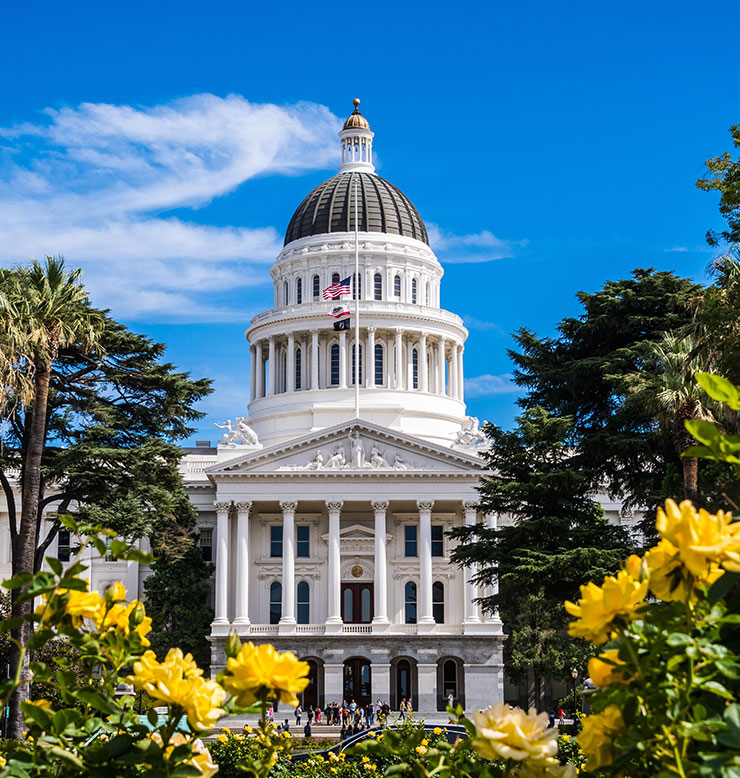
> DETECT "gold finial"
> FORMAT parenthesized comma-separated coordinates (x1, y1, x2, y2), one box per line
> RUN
(353, 98, 361, 109)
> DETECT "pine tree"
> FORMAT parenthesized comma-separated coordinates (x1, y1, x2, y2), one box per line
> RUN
(450, 407, 633, 707)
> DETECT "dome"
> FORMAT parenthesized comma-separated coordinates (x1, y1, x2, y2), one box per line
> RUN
(284, 171, 429, 246)
(343, 98, 370, 130)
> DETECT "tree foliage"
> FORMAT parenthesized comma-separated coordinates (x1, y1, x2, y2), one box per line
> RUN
(450, 407, 633, 700)
(143, 542, 214, 670)
(510, 268, 707, 515)
(697, 123, 740, 247)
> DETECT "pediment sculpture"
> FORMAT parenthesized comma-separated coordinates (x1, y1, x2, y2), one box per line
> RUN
(215, 417, 261, 448)
(454, 416, 486, 447)
(276, 433, 422, 471)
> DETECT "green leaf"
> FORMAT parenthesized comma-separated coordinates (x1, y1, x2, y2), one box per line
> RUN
(667, 632, 693, 647)
(700, 680, 735, 699)
(696, 372, 740, 409)
(2, 572, 33, 590)
(685, 419, 722, 446)
(709, 572, 740, 604)
(105, 733, 134, 758)
(20, 701, 53, 731)
(45, 557, 63, 576)
(170, 766, 204, 777)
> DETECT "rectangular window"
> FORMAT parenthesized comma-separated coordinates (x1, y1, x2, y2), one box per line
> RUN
(405, 525, 418, 557)
(313, 275, 320, 299)
(57, 529, 71, 562)
(352, 344, 363, 385)
(199, 528, 213, 562)
(431, 525, 444, 557)
(331, 343, 340, 385)
(295, 348, 302, 390)
(374, 273, 382, 300)
(374, 344, 383, 386)
(296, 525, 310, 558)
(270, 525, 282, 557)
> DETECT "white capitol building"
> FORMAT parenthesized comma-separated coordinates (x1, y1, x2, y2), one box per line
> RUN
(185, 100, 506, 715)
(0, 100, 641, 714)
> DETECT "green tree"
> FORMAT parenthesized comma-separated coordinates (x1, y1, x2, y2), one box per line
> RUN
(0, 257, 105, 736)
(510, 268, 702, 514)
(624, 333, 714, 505)
(0, 257, 212, 736)
(696, 123, 740, 246)
(143, 541, 215, 670)
(450, 407, 632, 707)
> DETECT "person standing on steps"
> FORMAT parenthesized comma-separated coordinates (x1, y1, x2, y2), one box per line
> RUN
(295, 704, 302, 727)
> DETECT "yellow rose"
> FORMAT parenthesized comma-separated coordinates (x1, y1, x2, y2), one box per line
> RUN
(587, 649, 633, 687)
(579, 705, 625, 771)
(433, 726, 442, 735)
(104, 582, 126, 603)
(97, 600, 152, 646)
(415, 745, 427, 754)
(656, 499, 740, 575)
(151, 733, 217, 778)
(222, 642, 309, 707)
(644, 538, 724, 602)
(472, 702, 558, 764)
(25, 698, 53, 711)
(565, 558, 647, 644)
(130, 649, 225, 731)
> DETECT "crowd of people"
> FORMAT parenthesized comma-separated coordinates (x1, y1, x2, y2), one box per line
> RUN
(268, 698, 415, 739)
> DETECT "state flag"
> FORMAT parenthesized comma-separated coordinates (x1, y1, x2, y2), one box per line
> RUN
(329, 304, 350, 318)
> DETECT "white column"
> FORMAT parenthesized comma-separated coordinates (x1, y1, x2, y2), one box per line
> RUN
(394, 329, 403, 390)
(437, 339, 446, 396)
(249, 346, 256, 402)
(463, 501, 481, 623)
(367, 327, 376, 388)
(234, 501, 252, 626)
(287, 333, 295, 392)
(311, 329, 319, 390)
(255, 342, 264, 398)
(339, 331, 348, 389)
(214, 501, 231, 625)
(417, 500, 435, 626)
(419, 333, 428, 392)
(372, 500, 389, 626)
(280, 501, 297, 626)
(457, 345, 465, 402)
(267, 336, 276, 396)
(484, 512, 502, 623)
(450, 342, 458, 399)
(326, 500, 343, 629)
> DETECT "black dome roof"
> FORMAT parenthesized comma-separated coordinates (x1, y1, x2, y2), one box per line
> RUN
(284, 171, 429, 246)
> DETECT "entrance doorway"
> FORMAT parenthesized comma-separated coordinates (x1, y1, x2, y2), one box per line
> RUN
(341, 582, 373, 623)
(302, 659, 319, 709)
(343, 657, 371, 706)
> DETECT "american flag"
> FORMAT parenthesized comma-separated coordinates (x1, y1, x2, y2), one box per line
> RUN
(322, 276, 351, 300)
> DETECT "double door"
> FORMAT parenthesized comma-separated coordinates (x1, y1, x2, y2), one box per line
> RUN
(341, 582, 373, 623)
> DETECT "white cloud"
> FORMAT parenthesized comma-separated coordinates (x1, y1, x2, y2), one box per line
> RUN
(0, 94, 340, 320)
(664, 246, 689, 253)
(427, 223, 527, 263)
(464, 373, 520, 398)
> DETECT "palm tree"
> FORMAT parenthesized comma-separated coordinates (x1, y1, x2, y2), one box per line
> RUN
(625, 333, 712, 505)
(0, 257, 105, 738)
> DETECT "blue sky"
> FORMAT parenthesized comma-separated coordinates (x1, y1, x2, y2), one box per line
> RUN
(1, 0, 738, 443)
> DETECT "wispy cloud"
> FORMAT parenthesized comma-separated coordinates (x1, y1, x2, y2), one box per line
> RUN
(664, 246, 689, 253)
(0, 94, 340, 320)
(427, 223, 527, 263)
(461, 315, 506, 334)
(464, 373, 520, 398)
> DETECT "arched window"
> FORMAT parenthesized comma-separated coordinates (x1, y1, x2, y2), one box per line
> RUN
(280, 350, 287, 393)
(297, 581, 310, 624)
(433, 581, 445, 623)
(312, 274, 320, 300)
(374, 343, 383, 386)
(352, 343, 363, 385)
(296, 277, 302, 304)
(412, 348, 419, 389)
(295, 347, 302, 390)
(394, 275, 401, 298)
(330, 343, 340, 386)
(404, 582, 417, 624)
(374, 273, 382, 300)
(411, 278, 417, 304)
(352, 272, 362, 300)
(270, 582, 282, 624)
(443, 659, 458, 701)
(332, 272, 340, 284)
(283, 280, 289, 306)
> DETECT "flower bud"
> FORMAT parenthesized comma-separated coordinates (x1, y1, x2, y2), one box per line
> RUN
(225, 632, 242, 659)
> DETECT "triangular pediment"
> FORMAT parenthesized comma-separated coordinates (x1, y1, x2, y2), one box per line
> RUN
(205, 420, 487, 478)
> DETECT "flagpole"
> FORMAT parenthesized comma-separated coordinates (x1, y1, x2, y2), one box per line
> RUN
(354, 178, 360, 419)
